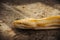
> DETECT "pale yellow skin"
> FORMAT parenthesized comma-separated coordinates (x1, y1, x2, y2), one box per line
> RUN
(13, 16, 60, 29)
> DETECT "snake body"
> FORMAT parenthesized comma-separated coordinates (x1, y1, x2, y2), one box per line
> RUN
(13, 16, 60, 29)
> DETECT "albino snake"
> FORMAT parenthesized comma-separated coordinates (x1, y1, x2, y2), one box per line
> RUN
(13, 16, 60, 29)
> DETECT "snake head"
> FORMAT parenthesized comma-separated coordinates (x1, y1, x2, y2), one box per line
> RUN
(13, 16, 60, 29)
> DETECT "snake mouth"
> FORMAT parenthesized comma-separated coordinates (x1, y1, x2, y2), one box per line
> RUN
(13, 16, 60, 29)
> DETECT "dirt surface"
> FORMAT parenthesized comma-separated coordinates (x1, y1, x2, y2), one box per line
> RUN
(0, 0, 60, 40)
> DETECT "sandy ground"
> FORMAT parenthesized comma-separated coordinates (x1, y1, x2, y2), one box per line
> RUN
(0, 0, 60, 40)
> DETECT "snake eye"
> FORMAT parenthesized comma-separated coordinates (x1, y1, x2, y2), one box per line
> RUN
(17, 23, 22, 24)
